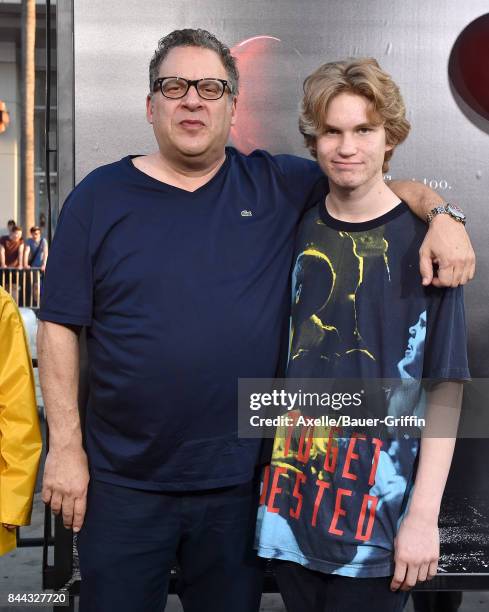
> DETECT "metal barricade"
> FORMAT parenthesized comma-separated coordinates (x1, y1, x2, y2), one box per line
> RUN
(0, 267, 43, 309)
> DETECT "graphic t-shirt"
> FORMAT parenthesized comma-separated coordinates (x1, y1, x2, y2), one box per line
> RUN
(39, 147, 324, 491)
(256, 194, 470, 577)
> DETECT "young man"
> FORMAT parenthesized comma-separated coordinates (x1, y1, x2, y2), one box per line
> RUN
(1, 225, 25, 304)
(256, 58, 470, 611)
(38, 30, 473, 612)
(24, 226, 49, 271)
(22, 226, 48, 308)
(0, 225, 24, 268)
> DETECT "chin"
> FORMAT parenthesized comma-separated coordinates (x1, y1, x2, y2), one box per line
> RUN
(180, 148, 207, 158)
(334, 180, 363, 190)
(403, 359, 415, 371)
(175, 143, 210, 158)
(327, 172, 360, 188)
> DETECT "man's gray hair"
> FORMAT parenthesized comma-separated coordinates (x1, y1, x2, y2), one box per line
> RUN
(149, 28, 239, 96)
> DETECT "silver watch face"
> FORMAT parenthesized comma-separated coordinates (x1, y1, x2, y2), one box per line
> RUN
(447, 204, 466, 220)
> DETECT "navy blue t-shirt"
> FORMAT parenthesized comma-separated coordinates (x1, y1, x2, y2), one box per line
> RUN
(39, 148, 323, 491)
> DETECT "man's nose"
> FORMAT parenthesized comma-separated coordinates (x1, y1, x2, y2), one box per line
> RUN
(181, 85, 203, 108)
(337, 134, 357, 156)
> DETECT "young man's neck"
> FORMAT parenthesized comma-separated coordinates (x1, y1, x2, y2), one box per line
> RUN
(326, 176, 401, 223)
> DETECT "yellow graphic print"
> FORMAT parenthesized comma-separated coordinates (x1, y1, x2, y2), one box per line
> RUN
(271, 415, 336, 483)
(289, 227, 390, 372)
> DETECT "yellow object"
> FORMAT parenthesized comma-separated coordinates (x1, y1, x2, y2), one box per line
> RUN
(0, 287, 42, 555)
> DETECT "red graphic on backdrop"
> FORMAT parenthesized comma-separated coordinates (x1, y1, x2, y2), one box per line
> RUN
(230, 36, 282, 153)
(449, 13, 489, 123)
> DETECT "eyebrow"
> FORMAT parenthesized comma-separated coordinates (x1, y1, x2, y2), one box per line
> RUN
(323, 122, 380, 131)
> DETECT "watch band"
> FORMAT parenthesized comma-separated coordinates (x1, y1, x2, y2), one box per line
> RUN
(426, 203, 466, 225)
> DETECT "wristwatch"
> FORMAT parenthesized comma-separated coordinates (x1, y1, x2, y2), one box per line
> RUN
(426, 203, 466, 225)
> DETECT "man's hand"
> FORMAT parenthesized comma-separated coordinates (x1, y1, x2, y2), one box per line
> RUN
(388, 179, 475, 286)
(38, 320, 86, 531)
(41, 445, 90, 532)
(390, 513, 439, 592)
(419, 215, 475, 287)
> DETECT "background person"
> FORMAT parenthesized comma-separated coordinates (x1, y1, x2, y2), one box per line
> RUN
(22, 226, 48, 307)
(24, 226, 49, 271)
(0, 286, 42, 556)
(5, 219, 16, 235)
(0, 225, 24, 269)
(1, 226, 25, 304)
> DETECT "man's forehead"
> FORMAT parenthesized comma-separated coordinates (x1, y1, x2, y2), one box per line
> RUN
(324, 93, 381, 126)
(158, 46, 227, 77)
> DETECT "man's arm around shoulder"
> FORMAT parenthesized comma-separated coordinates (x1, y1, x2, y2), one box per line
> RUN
(389, 180, 475, 287)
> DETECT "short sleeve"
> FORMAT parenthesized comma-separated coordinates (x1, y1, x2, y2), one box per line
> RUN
(423, 286, 470, 380)
(38, 182, 94, 327)
(272, 154, 327, 214)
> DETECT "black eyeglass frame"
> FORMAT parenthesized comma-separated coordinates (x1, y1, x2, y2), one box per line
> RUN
(152, 77, 232, 100)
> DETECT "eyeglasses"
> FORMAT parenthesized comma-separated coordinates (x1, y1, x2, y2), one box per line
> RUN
(152, 77, 231, 100)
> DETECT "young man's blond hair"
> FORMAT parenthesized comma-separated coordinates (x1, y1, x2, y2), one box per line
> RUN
(299, 58, 411, 172)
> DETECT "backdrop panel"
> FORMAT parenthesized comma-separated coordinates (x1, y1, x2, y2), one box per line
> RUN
(72, 0, 489, 577)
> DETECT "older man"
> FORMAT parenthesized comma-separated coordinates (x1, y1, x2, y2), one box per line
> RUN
(38, 29, 474, 612)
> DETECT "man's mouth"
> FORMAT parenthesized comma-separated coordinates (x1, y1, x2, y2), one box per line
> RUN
(180, 119, 205, 129)
(332, 161, 362, 168)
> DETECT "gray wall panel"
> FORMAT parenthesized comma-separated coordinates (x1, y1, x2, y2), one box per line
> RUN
(74, 0, 489, 373)
(72, 0, 489, 575)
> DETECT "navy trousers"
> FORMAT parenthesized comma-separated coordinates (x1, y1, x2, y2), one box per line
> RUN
(411, 592, 463, 612)
(274, 560, 410, 612)
(77, 478, 264, 612)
